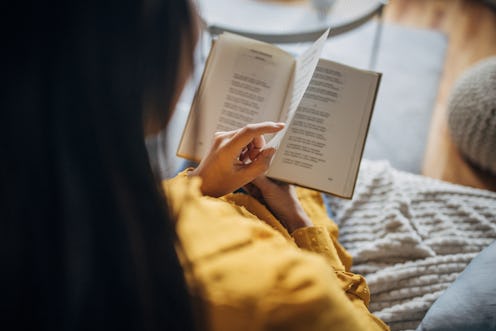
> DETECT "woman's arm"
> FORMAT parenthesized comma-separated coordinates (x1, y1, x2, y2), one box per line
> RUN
(246, 176, 314, 232)
(165, 120, 388, 330)
(163, 173, 389, 331)
(247, 176, 390, 331)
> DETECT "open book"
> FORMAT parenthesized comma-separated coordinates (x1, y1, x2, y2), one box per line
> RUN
(178, 31, 381, 199)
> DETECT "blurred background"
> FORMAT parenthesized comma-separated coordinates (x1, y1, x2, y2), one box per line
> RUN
(150, 0, 496, 193)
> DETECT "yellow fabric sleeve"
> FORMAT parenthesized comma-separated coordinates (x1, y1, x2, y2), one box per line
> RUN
(291, 188, 389, 330)
(162, 172, 389, 331)
(294, 187, 353, 271)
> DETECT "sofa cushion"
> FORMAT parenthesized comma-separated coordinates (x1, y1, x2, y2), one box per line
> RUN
(417, 241, 496, 331)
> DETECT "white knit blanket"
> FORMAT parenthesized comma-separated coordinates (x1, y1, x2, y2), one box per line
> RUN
(326, 160, 496, 331)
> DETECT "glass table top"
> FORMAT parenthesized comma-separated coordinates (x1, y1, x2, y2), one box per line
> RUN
(197, 0, 385, 42)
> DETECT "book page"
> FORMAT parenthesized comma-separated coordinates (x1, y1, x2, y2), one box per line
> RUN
(178, 33, 294, 161)
(267, 59, 381, 198)
(266, 28, 329, 149)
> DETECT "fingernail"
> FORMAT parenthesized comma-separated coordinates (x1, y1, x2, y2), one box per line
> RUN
(275, 122, 285, 128)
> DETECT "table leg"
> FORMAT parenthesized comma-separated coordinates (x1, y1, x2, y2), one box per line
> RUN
(369, 4, 385, 70)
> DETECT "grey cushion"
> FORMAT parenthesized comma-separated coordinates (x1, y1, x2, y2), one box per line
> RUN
(417, 241, 496, 331)
(447, 57, 496, 174)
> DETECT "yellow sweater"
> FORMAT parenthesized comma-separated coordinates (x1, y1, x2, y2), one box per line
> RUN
(163, 172, 389, 331)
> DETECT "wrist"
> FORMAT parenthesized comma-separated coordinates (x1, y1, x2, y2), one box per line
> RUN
(186, 167, 198, 177)
(186, 167, 222, 197)
(284, 206, 313, 233)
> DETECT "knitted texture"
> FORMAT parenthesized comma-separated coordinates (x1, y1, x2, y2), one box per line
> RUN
(447, 56, 496, 174)
(327, 160, 496, 331)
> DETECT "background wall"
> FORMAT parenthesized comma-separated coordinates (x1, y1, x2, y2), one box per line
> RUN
(384, 0, 496, 191)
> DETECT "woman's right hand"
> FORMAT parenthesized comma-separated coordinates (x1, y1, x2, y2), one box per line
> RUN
(247, 176, 313, 233)
(188, 122, 285, 197)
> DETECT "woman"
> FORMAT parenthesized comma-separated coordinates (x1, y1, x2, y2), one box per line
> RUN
(2, 0, 388, 330)
(3, 1, 196, 330)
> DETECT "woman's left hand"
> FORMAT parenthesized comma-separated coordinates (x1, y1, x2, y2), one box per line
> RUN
(245, 176, 313, 233)
(188, 122, 285, 197)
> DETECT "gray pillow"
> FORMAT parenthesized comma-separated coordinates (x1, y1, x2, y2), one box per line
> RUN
(417, 241, 496, 331)
(447, 57, 496, 175)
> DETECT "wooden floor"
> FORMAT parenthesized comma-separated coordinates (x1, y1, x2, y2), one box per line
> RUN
(383, 0, 496, 191)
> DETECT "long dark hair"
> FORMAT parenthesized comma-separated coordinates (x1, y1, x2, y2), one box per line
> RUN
(1, 1, 196, 330)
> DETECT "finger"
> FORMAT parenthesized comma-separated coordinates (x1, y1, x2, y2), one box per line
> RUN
(240, 148, 276, 179)
(238, 146, 248, 162)
(229, 122, 284, 151)
(213, 130, 235, 138)
(212, 130, 237, 147)
(251, 134, 266, 149)
(248, 135, 266, 160)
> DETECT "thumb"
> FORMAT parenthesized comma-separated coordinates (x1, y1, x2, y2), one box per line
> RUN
(251, 175, 274, 192)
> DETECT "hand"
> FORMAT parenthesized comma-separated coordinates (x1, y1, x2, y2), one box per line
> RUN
(189, 122, 285, 197)
(246, 176, 313, 233)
